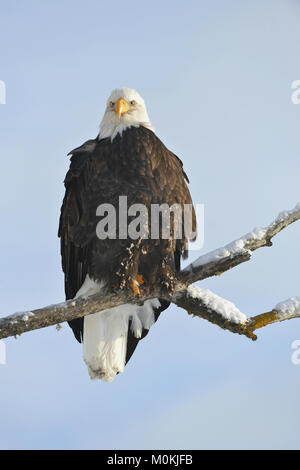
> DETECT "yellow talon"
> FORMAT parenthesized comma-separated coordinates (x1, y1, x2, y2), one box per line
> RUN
(130, 281, 141, 296)
(136, 274, 144, 285)
(129, 275, 145, 296)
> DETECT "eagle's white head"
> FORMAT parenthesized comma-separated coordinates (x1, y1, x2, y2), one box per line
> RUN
(98, 87, 154, 141)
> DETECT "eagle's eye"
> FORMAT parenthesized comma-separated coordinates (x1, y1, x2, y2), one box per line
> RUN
(130, 100, 137, 106)
(109, 101, 115, 108)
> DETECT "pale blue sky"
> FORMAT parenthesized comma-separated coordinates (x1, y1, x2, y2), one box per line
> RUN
(0, 0, 300, 449)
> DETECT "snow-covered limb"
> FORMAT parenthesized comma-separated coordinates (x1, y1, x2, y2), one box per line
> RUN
(247, 296, 300, 333)
(0, 202, 299, 341)
(174, 291, 300, 341)
(180, 201, 300, 285)
(0, 288, 164, 340)
(174, 286, 256, 340)
(182, 286, 248, 324)
(1, 285, 300, 342)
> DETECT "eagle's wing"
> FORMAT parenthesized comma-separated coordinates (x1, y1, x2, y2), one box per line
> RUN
(141, 128, 196, 254)
(58, 139, 97, 342)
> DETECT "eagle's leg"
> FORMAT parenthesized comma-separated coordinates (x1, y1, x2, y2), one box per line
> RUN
(113, 240, 147, 295)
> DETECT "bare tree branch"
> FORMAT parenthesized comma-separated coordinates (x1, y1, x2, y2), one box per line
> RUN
(0, 202, 299, 341)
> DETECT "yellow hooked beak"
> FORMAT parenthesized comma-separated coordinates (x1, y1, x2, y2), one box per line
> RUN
(115, 98, 130, 119)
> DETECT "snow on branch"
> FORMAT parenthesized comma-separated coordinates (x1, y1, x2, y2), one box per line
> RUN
(247, 296, 300, 335)
(180, 201, 300, 285)
(174, 289, 300, 341)
(0, 202, 299, 341)
(0, 288, 162, 340)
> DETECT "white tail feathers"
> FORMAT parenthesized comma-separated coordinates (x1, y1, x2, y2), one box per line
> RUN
(75, 275, 160, 381)
(83, 306, 129, 381)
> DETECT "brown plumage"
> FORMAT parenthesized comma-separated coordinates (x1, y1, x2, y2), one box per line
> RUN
(59, 125, 196, 367)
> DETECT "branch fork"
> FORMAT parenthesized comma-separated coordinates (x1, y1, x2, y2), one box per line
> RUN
(1, 202, 299, 341)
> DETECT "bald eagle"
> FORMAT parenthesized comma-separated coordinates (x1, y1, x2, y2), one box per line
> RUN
(59, 88, 196, 381)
